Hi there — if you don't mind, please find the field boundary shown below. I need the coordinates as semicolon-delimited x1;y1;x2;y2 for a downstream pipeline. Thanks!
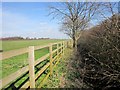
0;40;72;89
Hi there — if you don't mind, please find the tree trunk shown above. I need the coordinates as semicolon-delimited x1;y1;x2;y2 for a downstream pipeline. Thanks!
73;35;75;48
73;36;77;49
72;22;77;49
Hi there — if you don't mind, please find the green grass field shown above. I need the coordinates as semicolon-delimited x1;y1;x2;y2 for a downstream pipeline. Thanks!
2;39;64;51
1;39;65;80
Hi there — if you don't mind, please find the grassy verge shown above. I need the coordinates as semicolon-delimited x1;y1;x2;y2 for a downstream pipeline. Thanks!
42;48;73;88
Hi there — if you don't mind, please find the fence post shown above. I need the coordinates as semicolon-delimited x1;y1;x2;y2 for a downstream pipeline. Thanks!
28;46;35;88
66;41;68;48
69;40;71;48
64;41;66;48
63;41;64;55
49;44;53;76
71;40;73;48
61;42;62;54
65;41;68;48
57;43;59;56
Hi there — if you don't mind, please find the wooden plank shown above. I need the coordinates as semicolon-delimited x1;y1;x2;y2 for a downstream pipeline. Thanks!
1;47;28;60
52;47;63;63
21;43;65;88
34;45;49;50
57;43;59;56
0;53;2;61
0;41;67;89
20;81;29;88
21;62;50;88
58;45;63;52
52;54;58;62
63;41;64;55
35;62;50;80
38;72;50;88
34;41;64;50
35;53;50;65
0;66;29;89
38;51;63;88
58;46;62;50
60;42;63;55
66;41;68;48
0;53;50;89
51;41;63;46
0;80;1;90
52;49;57;54
28;46;35;88
53;55;62;69
38;50;63;88
53;51;62;67
0;41;65;60
51;42;58;45
20;44;65;88
34;42;66;88
49;44;53;76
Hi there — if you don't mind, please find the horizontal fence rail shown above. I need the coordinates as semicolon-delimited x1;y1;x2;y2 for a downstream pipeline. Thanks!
0;40;71;89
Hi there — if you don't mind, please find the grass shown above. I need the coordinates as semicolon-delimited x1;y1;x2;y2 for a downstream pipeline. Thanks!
2;39;64;51
1;39;64;79
42;48;83;88
1;47;73;89
42;48;73;88
0;39;72;89
1;48;50;79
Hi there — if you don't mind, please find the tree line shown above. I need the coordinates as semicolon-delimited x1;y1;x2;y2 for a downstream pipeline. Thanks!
1;37;50;40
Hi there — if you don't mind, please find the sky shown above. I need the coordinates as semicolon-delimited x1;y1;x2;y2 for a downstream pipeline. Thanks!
1;2;69;39
1;1;118;39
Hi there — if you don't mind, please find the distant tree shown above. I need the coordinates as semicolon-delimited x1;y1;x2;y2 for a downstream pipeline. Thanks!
34;37;36;40
26;37;30;40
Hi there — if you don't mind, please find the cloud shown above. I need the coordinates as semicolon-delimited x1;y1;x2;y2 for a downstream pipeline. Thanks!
2;11;68;39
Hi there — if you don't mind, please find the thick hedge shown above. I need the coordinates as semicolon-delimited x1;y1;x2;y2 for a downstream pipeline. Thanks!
76;14;120;89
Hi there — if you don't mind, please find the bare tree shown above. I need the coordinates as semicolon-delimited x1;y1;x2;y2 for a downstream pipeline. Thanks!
60;16;88;48
49;2;101;48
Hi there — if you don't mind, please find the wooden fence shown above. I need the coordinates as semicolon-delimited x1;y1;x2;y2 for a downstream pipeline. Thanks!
0;40;71;89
